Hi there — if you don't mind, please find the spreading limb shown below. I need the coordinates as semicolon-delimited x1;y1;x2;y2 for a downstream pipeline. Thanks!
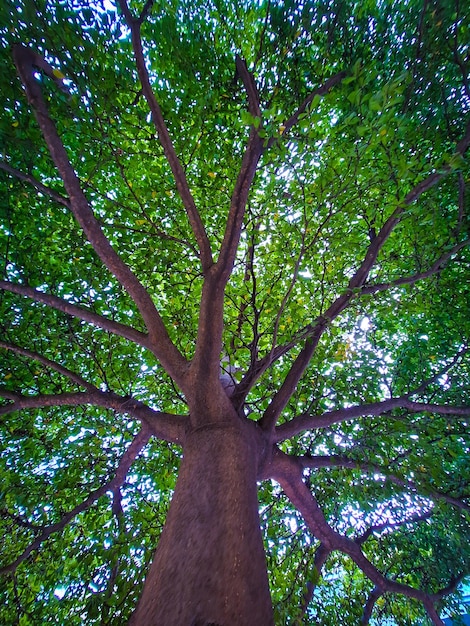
117;0;213;273
267;449;452;625
0;427;151;576
0;388;188;444
11;44;188;388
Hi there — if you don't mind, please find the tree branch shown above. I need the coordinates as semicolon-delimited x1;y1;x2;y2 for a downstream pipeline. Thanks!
0;161;69;207
275;396;470;442
191;71;264;384
221;69;345;303
260;326;470;443
360;238;470;296
211;58;263;285
195;73;346;392
297;454;470;513
355;510;434;547
267;449;449;625
0;280;149;348
235;56;262;118
0;340;96;391
0;509;42;531
347;162;464;294
361;586;382;625
84;169;200;258
138;0;155;24
11;44;187;387
267;70;347;149
237;120;470;408
397;345;468;398
0;388;187;444
0;427;151;576
433;572;467;601
259;326;326;433
215;137;264;284
295;543;330;623
117;0;213;273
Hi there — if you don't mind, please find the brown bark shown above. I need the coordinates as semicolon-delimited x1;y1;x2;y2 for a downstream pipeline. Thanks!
129;420;273;626
11;43;189;390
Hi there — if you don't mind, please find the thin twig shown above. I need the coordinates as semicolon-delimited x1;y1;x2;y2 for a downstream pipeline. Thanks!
0;340;97;391
0;162;69;207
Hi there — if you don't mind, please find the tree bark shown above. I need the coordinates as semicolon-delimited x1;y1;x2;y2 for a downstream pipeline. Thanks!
129;420;273;626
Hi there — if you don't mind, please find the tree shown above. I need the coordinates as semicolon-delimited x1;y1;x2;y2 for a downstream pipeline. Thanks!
0;0;469;623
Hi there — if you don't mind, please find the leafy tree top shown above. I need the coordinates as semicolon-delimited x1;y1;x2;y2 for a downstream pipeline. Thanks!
0;0;469;623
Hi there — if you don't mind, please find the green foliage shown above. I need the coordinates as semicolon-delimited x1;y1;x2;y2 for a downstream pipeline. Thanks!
0;0;469;623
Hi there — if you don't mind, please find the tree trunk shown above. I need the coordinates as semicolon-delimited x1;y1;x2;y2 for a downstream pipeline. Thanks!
129;420;274;626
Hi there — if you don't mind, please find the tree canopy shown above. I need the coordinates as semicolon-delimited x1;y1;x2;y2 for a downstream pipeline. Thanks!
0;0;469;624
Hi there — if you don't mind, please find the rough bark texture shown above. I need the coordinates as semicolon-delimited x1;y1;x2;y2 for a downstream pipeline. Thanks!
129;420;273;626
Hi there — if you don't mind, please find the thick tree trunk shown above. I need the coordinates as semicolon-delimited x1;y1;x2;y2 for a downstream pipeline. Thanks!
129;420;274;626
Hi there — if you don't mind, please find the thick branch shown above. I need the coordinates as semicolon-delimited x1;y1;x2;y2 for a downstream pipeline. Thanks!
296;544;330;623
275;397;470;442
0;161;69;207
0;427;151;576
423;602;446;626
11;44;187;386
193;132;263;378
0;389;188;444
235;56;262;118
259;326;325;433
361;587;382;625
216;68;344;287
117;0;213;272
212;59;263;287
267;450;449;625
216;133;264;283
0;342;188;441
196;73;346;385
433;572;467;601
260;296;470;434
0;280;149;348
